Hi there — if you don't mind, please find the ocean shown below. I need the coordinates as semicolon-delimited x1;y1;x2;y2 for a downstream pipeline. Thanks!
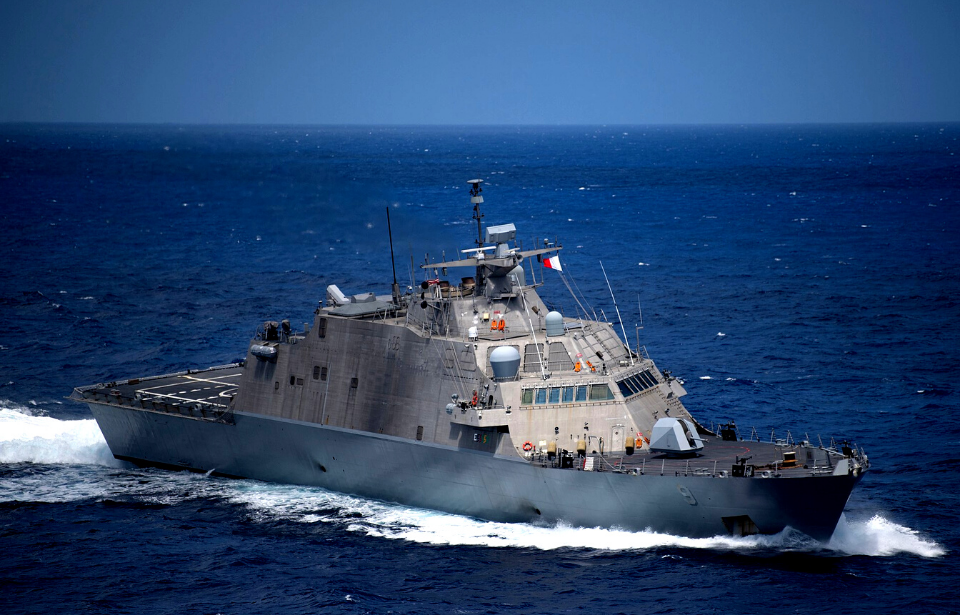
1;124;957;614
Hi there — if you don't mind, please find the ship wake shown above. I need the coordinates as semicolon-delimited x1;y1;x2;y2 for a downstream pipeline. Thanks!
0;404;945;559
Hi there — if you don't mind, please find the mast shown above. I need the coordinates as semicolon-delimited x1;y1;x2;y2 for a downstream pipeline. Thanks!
386;206;401;306
468;179;485;288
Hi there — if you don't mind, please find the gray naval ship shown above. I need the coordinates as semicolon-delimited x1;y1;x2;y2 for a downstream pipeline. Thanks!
73;180;869;540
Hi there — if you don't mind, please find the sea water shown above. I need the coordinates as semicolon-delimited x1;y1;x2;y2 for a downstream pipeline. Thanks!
0;124;957;613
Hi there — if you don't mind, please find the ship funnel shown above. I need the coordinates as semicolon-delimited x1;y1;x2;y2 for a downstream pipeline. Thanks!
489;346;521;381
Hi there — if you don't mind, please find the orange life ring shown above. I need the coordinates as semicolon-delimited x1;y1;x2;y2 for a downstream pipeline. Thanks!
497;319;505;331
471;390;478;406
522;441;534;452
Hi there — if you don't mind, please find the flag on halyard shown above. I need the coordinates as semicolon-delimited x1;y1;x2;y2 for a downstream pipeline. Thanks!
543;255;562;272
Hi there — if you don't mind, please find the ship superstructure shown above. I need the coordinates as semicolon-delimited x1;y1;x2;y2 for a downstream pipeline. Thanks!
73;180;868;540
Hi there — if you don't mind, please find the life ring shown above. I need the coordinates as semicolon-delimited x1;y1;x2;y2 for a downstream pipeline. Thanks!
471;390;478;406
522;441;534;452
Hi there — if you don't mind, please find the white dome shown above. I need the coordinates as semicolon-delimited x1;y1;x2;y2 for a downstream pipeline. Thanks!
545;311;564;336
489;346;521;381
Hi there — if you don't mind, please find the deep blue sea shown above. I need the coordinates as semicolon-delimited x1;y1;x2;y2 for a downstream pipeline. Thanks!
1;124;959;614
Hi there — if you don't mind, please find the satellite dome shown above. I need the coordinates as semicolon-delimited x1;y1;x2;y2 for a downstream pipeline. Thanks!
489;346;521;381
545;311;564;337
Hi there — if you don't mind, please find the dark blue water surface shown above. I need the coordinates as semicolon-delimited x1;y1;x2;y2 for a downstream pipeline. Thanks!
1;124;959;614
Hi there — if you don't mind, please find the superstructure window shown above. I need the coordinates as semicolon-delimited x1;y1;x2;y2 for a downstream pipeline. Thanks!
313;366;320;380
317;318;327;338
575;386;588;402
616;369;659;399
521;383;614;406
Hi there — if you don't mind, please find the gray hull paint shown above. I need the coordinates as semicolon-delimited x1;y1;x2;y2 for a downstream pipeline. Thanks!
89;401;858;540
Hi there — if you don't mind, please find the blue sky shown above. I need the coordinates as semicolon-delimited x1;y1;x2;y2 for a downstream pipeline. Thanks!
1;0;958;124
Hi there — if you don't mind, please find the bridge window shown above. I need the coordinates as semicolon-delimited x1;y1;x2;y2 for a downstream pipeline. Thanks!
562;387;574;403
575;386;588;402
535;388;547;404
548;387;561;404
521;389;533;405
616;370;660;399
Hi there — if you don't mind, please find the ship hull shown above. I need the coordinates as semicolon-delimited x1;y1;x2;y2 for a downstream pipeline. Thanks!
87;402;860;541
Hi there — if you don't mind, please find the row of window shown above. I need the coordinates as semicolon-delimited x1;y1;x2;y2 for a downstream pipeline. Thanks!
284;367;357;389
520;383;615;406
615;369;659;398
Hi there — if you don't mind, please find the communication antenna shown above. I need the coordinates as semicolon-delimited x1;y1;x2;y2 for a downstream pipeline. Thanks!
468;179;485;287
469;179;484;248
386;207;401;305
600;260;634;366
635;292;644;359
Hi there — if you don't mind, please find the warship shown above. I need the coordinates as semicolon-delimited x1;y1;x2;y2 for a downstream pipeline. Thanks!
72;180;868;540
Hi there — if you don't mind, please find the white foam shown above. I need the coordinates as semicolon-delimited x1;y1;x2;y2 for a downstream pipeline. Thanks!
225;483;944;557
0;400;118;467
827;514;945;557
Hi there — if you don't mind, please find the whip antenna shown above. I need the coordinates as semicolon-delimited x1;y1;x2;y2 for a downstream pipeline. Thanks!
600;260;634;366
386;207;401;306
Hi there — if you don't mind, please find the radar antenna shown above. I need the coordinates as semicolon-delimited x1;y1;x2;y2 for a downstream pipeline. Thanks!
469;179;484;248
468;179;485;286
